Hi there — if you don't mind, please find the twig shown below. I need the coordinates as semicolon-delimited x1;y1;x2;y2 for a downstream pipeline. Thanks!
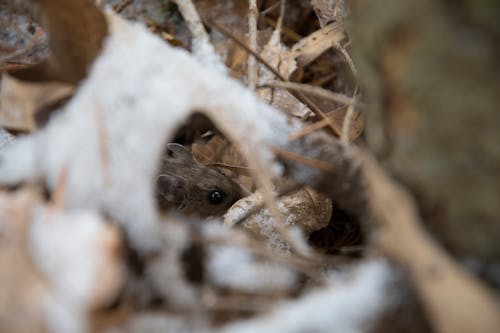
260;80;362;108
207;19;342;137
114;0;133;13
310;72;337;87
341;86;359;144
261;1;280;16
333;41;357;78
333;0;342;19
277;0;286;33
263;17;302;42
173;0;224;71
288;106;346;141
248;0;258;90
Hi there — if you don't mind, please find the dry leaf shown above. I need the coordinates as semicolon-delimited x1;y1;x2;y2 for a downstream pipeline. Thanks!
310;0;349;26
225;187;332;251
0;189;47;333
0;187;123;333
11;0;108;84
286;22;346;67
258;30;312;118
0;74;73;131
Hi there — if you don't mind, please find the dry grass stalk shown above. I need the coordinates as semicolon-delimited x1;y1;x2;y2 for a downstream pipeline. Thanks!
288;106;346;141
263;17;302;42
113;0;133;13
208;19;342;137
260;80;361;107
333;41;357;77
173;0;210;42
341;86;358;144
173;0;223;70
247;0;258;90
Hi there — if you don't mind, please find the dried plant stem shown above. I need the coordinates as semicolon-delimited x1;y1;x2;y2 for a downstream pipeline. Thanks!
277;0;286;32
261;1;280;16
173;0;223;69
173;0;210;42
341;86;358;144
248;0;258;90
263;17;302;42
207;20;342;137
333;41;357;77
333;0;342;18
288;105;345;141
114;0;133;13
261;80;362;108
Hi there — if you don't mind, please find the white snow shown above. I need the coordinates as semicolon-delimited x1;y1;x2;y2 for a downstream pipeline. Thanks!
0;128;14;150
207;244;297;292
29;207;114;333
0;12;296;252
221;260;394;333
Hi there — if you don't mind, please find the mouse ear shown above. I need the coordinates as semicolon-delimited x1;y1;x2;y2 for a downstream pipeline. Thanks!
156;173;188;211
164;143;195;164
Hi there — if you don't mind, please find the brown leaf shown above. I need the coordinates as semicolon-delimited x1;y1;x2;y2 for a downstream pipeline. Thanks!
310;0;348;26
10;0;108;84
0;74;73;131
286;22;346;67
0;189;48;333
225;186;332;250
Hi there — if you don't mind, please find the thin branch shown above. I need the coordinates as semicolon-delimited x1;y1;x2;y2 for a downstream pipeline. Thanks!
248;0;258;90
261;1;280;16
260;80;362;108
114;0;133;13
173;0;224;70
277;0;286;33
333;41;357;77
288;106;346;141
206;19;343;137
341;86;359;144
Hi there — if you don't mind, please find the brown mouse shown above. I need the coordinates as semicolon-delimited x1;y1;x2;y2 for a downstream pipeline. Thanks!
156;143;248;217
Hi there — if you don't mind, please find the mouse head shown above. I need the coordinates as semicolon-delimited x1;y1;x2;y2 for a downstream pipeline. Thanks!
156;143;248;217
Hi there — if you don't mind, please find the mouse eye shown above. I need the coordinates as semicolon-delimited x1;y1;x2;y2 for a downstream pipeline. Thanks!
208;190;226;204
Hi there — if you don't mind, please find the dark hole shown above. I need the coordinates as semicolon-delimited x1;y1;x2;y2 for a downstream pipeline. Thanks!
181;238;205;285
27;24;36;35
308;202;364;255
172;112;219;145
